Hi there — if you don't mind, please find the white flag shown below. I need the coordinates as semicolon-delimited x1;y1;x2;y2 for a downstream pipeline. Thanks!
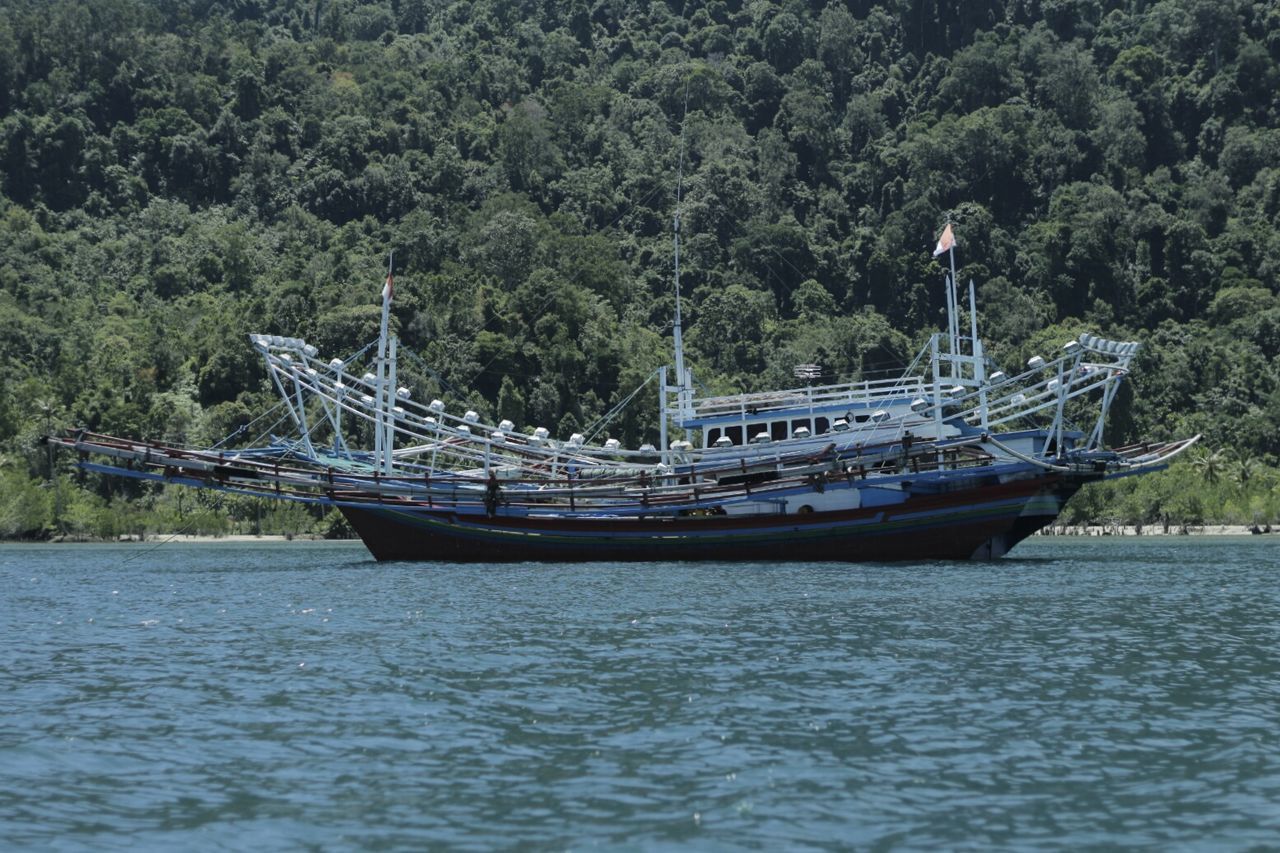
933;223;956;257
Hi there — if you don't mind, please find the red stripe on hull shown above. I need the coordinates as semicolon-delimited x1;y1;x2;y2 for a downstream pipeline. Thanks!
339;475;1079;563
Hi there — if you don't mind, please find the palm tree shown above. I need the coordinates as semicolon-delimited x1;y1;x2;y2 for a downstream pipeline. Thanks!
1233;455;1258;488
1191;447;1231;485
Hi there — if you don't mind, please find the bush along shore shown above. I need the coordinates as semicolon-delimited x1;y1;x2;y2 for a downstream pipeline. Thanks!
1038;524;1274;537
1050;451;1279;534
0;469;354;542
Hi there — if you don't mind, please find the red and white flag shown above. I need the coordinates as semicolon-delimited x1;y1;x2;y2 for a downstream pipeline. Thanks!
933;222;956;257
382;271;394;302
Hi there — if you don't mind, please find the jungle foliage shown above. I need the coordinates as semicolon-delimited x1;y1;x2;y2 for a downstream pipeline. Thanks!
1;0;1278;537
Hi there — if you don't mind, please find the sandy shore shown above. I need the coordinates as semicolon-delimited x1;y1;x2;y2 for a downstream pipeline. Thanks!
1037;524;1275;537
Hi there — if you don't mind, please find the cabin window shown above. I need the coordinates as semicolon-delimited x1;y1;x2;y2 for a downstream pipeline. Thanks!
854;414;870;423
791;418;812;434
706;428;721;446
815;417;829;434
770;421;788;441
725;425;744;445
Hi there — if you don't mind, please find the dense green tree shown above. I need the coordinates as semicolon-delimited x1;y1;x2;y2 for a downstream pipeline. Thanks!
0;0;1278;536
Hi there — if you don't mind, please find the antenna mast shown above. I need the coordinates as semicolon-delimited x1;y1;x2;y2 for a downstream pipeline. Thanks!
671;82;691;423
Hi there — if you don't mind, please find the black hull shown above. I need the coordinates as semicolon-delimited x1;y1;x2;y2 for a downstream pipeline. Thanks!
340;474;1082;563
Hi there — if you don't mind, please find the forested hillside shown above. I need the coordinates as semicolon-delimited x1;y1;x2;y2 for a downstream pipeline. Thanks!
2;0;1278;537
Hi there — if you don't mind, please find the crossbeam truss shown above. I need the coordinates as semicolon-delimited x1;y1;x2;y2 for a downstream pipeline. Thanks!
249;325;1148;484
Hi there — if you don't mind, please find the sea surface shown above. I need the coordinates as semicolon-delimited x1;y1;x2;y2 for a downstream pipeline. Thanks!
1;537;1278;850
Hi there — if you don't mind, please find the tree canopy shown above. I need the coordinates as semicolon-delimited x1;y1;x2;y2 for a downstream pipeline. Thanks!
1;0;1278;536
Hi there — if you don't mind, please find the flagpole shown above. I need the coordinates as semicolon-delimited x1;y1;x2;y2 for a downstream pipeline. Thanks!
375;251;394;472
948;227;959;368
941;219;957;373
933;220;959;378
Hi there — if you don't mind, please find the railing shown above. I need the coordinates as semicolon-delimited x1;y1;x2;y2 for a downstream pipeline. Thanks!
691;375;930;417
250;329;1143;471
53;430;1017;517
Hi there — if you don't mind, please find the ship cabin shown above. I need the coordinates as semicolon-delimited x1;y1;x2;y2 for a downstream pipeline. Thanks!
682;375;932;450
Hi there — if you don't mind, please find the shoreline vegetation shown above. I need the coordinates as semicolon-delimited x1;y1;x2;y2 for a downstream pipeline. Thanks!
31;533;336;544
2;2;1279;543
1038;524;1274;537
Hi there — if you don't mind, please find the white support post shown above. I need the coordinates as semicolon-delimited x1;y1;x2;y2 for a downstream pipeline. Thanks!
944;274;957;372
930;334;943;440
1089;374;1121;451
969;279;988;429
1050;360;1065;459
375;253;394;472
290;370;317;459
385;335;397;475
954;276;962;366
659;365;670;467
1049;349;1086;457
267;362;311;451
332;368;348;459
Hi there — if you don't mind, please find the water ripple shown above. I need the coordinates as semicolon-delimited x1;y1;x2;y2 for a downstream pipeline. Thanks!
2;538;1279;848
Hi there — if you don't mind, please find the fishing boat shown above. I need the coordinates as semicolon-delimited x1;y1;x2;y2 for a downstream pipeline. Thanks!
48;222;1196;562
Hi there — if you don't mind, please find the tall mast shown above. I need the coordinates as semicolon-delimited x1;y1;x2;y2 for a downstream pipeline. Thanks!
670;84;690;423
946;223;959;371
375;251;394;473
934;220;960;377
